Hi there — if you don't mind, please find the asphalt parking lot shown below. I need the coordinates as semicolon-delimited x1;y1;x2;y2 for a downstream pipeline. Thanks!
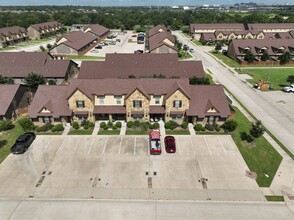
86;31;145;57
0;135;264;201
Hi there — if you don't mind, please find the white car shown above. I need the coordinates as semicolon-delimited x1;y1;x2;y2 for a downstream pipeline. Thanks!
282;85;294;93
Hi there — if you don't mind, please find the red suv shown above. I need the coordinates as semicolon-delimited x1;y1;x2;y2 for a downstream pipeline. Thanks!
164;136;176;153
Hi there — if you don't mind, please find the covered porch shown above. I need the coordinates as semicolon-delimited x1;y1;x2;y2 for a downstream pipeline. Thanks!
94;106;126;121
149;106;165;122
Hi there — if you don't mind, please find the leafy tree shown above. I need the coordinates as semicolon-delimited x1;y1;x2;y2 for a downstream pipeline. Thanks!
24;72;46;88
180;26;189;34
244;51;255;63
0;75;14;84
250;120;264;138
260;52;270;61
286;75;294;84
222;119;238;132
279;52;292;65
40;45;46;51
46;43;52;50
0;120;14;132
214;42;222;52
18;117;34;131
189;76;210;85
48;79;57;85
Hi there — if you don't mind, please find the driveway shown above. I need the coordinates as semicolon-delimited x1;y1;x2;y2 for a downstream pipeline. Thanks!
173;31;294;154
0;135;263;201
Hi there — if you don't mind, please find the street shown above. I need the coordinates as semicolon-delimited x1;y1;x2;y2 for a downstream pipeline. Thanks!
173;31;294;154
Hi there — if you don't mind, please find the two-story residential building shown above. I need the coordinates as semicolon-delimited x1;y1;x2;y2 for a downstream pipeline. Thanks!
0;52;79;84
27;21;61;40
83;24;110;40
50;31;98;58
0;26;29;48
78;53;205;79
28;78;231;125
0;85;34;120
227;39;294;63
247;23;294;33
146;25;177;53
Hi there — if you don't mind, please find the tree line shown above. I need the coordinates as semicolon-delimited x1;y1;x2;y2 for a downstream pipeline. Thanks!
0;6;294;30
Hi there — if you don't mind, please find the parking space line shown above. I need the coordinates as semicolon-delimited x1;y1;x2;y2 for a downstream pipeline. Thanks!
42;137;53;152
134;137;136;155
102;137;108;154
189;137;196;155
118;136;123;155
87;137;95;154
56;137;67;154
203;136;212;156
176;137;182;155
217;136;227;155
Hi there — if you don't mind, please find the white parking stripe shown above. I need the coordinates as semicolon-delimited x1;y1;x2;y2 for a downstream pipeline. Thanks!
87;137;95;154
203;136;212;156
217;136;227;155
134;137;136;155
118;136;123;155
189;136;196;155
176;137;182;155
56;137;67;154
102;137;108;154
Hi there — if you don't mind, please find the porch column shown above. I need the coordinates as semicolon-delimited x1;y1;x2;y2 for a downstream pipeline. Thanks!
109;114;113;122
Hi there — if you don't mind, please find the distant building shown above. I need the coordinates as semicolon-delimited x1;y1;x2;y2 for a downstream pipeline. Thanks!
0;26;29;48
83;24;110;40
27;21;62;40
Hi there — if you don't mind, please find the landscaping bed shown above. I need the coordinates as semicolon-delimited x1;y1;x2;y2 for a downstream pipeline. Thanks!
126;121;158;135
165;121;190;135
68;121;94;135
68;130;93;135
98;121;121;135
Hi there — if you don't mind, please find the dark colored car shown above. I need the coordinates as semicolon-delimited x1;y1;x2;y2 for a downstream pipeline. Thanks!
11;132;36;154
164;136;176;153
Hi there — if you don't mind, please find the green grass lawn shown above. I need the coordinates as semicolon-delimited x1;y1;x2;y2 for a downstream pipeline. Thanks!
265;195;285;202
178;50;192;60
68;130;93;135
126;130;149;135
0;37;55;51
98;130;120;135
205;72;215;84
191;39;203;46
166;130;190;135
36;132;62;135
231;106;282;187
0;123;24;163
65;55;105;60
210;51;240;67
238;68;294;90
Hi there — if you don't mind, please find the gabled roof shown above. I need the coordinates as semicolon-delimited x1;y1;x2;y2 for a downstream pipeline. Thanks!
0;84;20;116
78;53;205;79
148;24;168;37
190;23;245;33
247;23;294;31
84;24;110;37
148;32;177;52
29;21;61;31
164;81;191;100
186;85;231;118
53;31;97;51
0;26;27;37
0;52;73;78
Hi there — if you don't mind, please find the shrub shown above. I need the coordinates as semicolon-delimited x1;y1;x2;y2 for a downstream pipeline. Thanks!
0;120;14;131
205;123;214;131
134;120;141;127
115;121;122;128
127;121;134;128
165;121;172;129
100;122;106;128
181;122;188;129
52;124;64;132
107;121;113;127
81;120;89;127
201;126;206;131
103;125;109;130
40;122;54;132
240;131;249;141
250;120;264;138
88;122;95;128
112;125;117;130
149;123;154;129
72;121;79;130
246;135;254;143
83;125;89;130
222;120;238;132
141;122;149;131
18;117;34;131
194;123;203;131
215;127;221;132
169;121;178;130
35;126;41;132
153;122;159;129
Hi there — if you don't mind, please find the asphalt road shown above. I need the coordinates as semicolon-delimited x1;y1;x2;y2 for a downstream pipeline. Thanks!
173;31;294;154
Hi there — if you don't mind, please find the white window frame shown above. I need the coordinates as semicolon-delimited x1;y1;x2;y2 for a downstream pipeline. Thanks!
98;96;105;104
115;96;122;105
154;96;161;104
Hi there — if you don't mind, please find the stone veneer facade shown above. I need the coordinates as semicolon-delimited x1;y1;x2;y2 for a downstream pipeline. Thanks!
126;89;150;121
165;90;189;123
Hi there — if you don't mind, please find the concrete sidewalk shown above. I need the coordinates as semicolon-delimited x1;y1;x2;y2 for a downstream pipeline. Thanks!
92;121;100;136
120;121;126;135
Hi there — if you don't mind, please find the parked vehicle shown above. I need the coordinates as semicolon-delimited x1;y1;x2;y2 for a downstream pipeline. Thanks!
282;85;294;93
109;41;116;45
164;136;176;153
95;45;102;49
11;132;36;154
91;49;99;53
134;49;144;54
149;129;161;155
189;48;194;53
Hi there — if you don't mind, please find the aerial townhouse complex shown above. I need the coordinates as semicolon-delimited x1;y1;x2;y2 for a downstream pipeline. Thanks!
0;26;29;48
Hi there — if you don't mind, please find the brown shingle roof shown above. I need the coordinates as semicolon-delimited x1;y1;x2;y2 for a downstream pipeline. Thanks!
190;23;245;33
0;52;72;78
29;21;61;31
148;24;168;37
247;23;294;31
0;84;20;116
186;85;231;118
84;24;110;37
94;106;126;114
148;32;177;52
78;53;205;79
0;26;27;36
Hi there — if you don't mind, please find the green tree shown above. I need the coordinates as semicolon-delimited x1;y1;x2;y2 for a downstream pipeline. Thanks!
260;52;270;61
40;45;46;51
214;42;222;52
286;75;294;85
222;120;238;132
24;72;46;88
279;52;292;65
244;51;255;63
189;76;210;85
0;75;14;84
250;120;264;138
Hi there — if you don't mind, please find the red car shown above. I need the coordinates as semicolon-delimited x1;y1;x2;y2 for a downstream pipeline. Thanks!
164;136;176;153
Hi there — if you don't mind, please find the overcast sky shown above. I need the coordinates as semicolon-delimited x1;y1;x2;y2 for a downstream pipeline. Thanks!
0;0;291;6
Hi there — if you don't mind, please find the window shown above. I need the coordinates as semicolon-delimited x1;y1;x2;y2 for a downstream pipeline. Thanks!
43;117;50;123
98;96;105;104
133;100;142;108
173;100;182;108
208;116;214;124
115;96;122;104
171;114;182;120
133;114;143;120
154;96;161;104
76;100;85;108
